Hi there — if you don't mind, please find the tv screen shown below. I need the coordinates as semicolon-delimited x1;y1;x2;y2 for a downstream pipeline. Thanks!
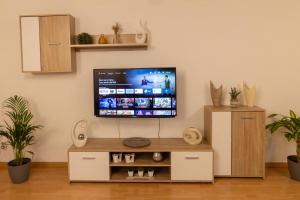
94;67;177;118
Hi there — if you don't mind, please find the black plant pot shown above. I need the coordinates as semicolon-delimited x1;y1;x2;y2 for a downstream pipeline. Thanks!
287;155;300;181
7;158;31;184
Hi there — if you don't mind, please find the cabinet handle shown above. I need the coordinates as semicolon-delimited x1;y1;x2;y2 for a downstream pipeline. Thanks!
48;42;61;46
82;157;96;160
185;155;199;159
241;117;256;120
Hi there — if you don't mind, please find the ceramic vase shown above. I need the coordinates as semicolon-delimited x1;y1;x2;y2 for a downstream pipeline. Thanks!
210;81;223;107
135;20;147;44
243;83;256;107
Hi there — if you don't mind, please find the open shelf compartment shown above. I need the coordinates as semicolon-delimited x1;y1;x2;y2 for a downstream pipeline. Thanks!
109;152;170;167
110;167;170;182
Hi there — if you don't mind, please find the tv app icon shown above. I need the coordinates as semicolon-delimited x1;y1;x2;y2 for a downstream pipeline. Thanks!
126;89;134;94
143;89;152;95
117;89;125;94
134;89;143;94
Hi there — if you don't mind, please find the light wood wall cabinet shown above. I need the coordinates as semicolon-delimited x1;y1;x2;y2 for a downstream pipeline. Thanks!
204;105;265;178
20;15;75;73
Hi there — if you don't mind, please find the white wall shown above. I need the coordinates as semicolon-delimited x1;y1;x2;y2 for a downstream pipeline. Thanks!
0;0;299;162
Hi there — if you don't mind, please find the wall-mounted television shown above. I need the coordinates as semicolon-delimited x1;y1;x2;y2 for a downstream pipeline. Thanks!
93;67;177;118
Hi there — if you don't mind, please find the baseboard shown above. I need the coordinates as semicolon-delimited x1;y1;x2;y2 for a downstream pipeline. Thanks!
266;162;287;168
0;162;67;168
1;162;287;169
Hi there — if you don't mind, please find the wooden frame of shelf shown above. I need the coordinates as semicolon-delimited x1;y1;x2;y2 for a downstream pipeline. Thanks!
70;33;148;49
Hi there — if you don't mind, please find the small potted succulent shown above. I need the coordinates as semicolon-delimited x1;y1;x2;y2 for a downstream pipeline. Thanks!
266;110;300;181
127;168;134;177
148;168;154;177
0;95;42;183
229;87;241;107
77;32;93;44
138;168;144;177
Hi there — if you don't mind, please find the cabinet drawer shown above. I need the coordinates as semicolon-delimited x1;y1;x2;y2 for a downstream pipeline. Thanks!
69;152;109;181
171;152;213;181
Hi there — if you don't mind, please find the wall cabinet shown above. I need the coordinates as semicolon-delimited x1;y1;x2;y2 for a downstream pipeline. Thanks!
20;15;75;73
204;106;265;178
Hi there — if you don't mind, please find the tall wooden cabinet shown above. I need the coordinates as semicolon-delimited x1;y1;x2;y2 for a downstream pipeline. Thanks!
20;14;75;73
204;105;265;178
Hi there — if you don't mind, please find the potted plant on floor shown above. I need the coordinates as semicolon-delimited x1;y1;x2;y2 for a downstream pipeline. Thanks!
266;110;300;181
0;95;42;183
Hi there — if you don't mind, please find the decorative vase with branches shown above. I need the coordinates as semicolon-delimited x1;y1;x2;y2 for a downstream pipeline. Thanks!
112;22;120;44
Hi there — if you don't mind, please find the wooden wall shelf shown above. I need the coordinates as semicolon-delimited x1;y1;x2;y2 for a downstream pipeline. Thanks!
71;34;148;50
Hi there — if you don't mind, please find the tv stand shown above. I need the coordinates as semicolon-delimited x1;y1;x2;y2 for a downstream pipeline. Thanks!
68;138;213;183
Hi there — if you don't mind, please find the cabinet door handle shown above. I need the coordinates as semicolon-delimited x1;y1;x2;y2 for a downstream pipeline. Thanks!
82;157;96;160
241;117;256;120
185;155;199;159
48;42;61;46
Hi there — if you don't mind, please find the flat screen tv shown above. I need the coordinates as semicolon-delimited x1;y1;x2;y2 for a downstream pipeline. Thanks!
94;67;177;118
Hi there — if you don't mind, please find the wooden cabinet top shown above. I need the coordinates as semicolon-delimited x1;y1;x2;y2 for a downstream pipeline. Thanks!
69;138;212;152
204;105;265;112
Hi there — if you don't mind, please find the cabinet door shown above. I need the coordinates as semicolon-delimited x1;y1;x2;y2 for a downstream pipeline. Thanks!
69;152;109;181
211;112;231;176
171;152;213;181
20;17;41;72
232;112;265;177
39;16;72;72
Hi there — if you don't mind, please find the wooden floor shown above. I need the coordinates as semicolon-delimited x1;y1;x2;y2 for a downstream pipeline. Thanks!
0;166;299;200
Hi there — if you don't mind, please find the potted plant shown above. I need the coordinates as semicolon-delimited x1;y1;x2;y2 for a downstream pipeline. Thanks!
266;110;300;181
229;87;241;107
77;32;93;44
0;95;42;184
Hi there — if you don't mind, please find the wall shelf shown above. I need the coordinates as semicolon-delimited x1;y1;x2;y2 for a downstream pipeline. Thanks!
71;33;148;50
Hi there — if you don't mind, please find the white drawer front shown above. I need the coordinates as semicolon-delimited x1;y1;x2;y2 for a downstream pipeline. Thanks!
69;152;109;181
171;152;213;181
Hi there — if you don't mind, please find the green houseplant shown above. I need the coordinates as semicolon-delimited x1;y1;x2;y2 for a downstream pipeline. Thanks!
0;95;42;183
266;110;300;181
229;87;241;107
77;32;93;44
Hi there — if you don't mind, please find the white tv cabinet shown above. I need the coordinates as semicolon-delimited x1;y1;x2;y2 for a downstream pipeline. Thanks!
68;138;213;183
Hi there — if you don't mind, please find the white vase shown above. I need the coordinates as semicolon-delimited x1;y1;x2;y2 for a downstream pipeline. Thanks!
135;20;147;44
243;83;256;107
